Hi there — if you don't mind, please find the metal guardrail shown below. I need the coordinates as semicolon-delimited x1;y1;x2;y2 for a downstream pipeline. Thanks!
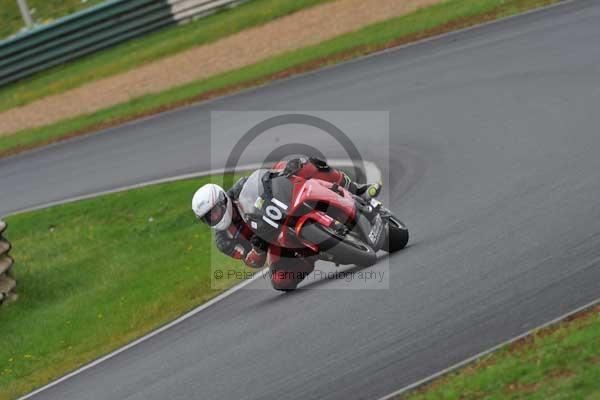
0;219;16;305
0;0;245;87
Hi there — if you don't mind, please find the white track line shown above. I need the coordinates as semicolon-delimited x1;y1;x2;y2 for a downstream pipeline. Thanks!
10;160;380;216
10;163;262;216
378;297;600;400
18;267;269;400
16;160;381;399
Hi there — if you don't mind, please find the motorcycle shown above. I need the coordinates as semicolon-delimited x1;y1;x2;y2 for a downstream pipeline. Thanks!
237;169;409;290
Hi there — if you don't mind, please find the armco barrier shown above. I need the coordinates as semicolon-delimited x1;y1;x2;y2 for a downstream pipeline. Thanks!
0;0;246;86
0;219;16;305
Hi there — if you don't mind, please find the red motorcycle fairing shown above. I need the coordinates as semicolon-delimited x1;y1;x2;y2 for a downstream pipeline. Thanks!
294;211;334;252
286;177;358;251
237;170;359;259
290;177;357;220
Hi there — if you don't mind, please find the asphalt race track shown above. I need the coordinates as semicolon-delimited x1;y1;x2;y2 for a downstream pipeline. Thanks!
2;1;600;399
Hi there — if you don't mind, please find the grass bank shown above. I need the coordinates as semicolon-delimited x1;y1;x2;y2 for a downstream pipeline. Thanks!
402;304;600;399
0;0;561;158
0;0;105;40
0;0;332;113
0;175;248;400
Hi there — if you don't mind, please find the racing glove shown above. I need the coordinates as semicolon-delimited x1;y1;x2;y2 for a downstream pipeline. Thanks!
244;248;266;269
244;235;268;268
215;230;246;260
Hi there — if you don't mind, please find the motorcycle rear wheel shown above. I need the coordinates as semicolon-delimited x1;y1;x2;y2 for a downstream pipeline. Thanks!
300;222;377;267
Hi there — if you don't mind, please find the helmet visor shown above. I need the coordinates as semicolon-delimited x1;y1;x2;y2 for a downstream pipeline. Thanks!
199;192;228;227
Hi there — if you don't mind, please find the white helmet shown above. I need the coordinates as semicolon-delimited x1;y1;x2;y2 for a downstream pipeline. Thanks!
191;184;233;231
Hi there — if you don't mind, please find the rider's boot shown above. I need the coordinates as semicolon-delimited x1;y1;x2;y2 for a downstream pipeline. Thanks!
349;181;383;222
352;181;382;200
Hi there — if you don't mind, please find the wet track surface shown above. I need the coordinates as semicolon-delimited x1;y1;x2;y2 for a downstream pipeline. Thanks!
2;1;600;398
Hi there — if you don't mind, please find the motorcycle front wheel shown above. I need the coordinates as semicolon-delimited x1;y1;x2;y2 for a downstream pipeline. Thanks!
300;221;377;267
383;216;409;253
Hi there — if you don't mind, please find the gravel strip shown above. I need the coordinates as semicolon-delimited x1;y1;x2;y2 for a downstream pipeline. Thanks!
0;0;441;136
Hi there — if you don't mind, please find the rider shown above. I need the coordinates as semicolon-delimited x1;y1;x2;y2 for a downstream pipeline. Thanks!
192;157;381;290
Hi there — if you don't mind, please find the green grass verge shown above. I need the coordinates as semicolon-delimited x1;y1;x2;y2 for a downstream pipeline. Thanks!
0;0;105;40
0;0;561;157
403;305;600;400
0;175;248;400
0;0;333;112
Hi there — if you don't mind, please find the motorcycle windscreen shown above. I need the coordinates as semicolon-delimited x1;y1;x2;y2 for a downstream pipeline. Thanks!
238;170;294;242
238;169;269;219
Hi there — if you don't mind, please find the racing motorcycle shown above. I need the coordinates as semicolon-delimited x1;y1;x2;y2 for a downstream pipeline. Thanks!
237;169;409;278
